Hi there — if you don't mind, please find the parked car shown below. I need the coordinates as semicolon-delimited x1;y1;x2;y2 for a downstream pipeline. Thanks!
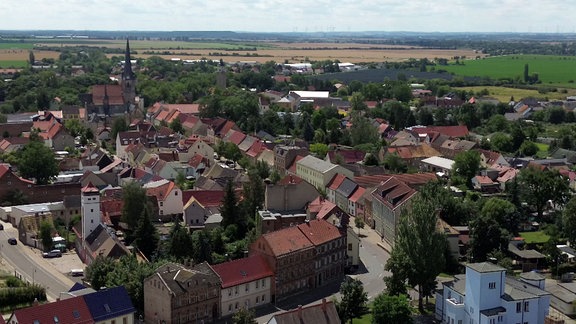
42;249;62;258
7;238;17;245
0;224;4;230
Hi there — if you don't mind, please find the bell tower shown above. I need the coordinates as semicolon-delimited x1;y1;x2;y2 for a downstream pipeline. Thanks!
81;182;101;242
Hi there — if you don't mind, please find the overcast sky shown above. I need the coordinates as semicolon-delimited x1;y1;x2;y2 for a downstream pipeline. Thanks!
1;0;575;33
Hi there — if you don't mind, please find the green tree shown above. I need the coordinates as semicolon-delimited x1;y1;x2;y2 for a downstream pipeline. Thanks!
17;140;59;184
220;181;240;230
232;308;257;324
40;220;53;252
563;197;576;245
519;141;539;157
310;143;329;157
387;195;446;312
518;167;571;217
169;117;184;134
490;132;513;153
121;182;149;230
451;150;480;188
355;217;365;236
383;153;408;174
168;220;193;260
469;199;513;262
216;142;242;162
336;277;369;324
191;230;213;263
350;92;367;111
64;119;85;137
29;51;35;65
363;153;379;166
371;293;413;324
85;255;116;290
110;117;128;141
133;206;159;260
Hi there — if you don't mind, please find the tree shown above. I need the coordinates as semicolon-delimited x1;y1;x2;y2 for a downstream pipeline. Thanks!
168;220;193;260
220;181;240;230
563;197;576;245
232;308;257;324
17;140;59;184
518;167;571;217
310;143;329;157
355;217;365;236
85;255;116;290
363;153;379;166
468;199;513;262
386;195;446;312
216;142;242;162
519;141;539;157
336;277;369;324
191;230;213;263
451;150;480;188
121;182;149;230
29;51;36;65
40;220;53;252
350;113;378;147
169;117;184;134
133;206;159;260
371;293;413;324
383;153;407;173
110;117;128;141
350;92;367;111
490;132;513;153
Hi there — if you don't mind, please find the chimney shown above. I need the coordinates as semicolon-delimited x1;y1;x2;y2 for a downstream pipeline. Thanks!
297;305;303;319
33;298;39;307
321;298;327;312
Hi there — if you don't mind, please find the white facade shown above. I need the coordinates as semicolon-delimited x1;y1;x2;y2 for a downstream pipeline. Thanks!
436;262;550;324
221;277;272;317
81;185;101;240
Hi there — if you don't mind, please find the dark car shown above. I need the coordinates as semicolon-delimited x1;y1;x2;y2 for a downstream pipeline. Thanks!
0;224;3;230
7;238;17;245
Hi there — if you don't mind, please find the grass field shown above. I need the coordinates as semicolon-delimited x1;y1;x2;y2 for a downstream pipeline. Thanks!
455;86;576;102
0;42;34;50
0;60;27;68
535;142;550;158
443;55;576;87
519;231;550;244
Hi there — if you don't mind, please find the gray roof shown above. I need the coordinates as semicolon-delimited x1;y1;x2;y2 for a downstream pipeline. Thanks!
154;262;220;295
506;277;549;298
336;178;358;198
444;274;466;295
480;306;506;317
520;271;545;281
467;262;505;273
508;243;545;259
297;155;337;173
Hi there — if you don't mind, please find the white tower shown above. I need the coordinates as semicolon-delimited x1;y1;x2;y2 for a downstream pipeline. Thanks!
81;182;101;242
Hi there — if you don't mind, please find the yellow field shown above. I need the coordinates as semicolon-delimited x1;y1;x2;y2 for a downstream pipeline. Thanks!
0;49;59;61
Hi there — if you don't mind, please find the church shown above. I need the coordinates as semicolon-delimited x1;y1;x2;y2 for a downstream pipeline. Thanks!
80;39;139;118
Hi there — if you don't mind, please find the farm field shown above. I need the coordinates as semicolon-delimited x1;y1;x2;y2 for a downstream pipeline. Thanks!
455;86;576;102
442;55;576;87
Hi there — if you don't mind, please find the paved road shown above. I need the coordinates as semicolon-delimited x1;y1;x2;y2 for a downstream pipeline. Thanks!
0;221;75;301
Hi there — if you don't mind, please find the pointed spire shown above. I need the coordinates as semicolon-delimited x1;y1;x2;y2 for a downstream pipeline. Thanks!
123;38;134;80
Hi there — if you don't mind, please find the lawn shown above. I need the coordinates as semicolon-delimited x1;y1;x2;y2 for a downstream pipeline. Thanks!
520;231;550;244
0;60;27;68
443;55;576;87
0;41;35;50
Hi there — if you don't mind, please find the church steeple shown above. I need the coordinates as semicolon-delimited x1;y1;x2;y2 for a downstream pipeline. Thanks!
122;39;135;80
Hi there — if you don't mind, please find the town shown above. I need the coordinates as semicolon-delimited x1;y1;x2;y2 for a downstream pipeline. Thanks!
2;28;576;324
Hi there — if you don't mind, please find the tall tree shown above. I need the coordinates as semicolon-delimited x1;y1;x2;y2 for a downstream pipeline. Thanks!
40;220;53;252
168;220;193;260
84;255;116;291
121;181;149;230
220;181;240;230
350;112;378;147
451;150;480;188
468;198;514;262
111;117;128;141
371;293;413;324
518;167;571;217
386;195;446;312
336;277;369;324
133;206;159;260
17;140;59;185
563;197;576;245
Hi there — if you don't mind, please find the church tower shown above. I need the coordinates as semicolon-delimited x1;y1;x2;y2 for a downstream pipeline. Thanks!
81;182;101;242
121;39;137;110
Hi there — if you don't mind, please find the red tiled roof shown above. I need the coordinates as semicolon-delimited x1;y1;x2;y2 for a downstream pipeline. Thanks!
349;187;366;203
246;140;265;158
12;296;93;324
327;150;365;164
261;226;313;256
185;190;225;207
225;130;247;145
91;84;124;105
354;173;437;188
0;164;9;179
145;180;176;202
211;254;274;288
189;154;208;168
297;219;342;246
371;177;416;210
410;125;469;138
327;174;346;190
287;155;304;174
81;182;99;194
474;175;496;185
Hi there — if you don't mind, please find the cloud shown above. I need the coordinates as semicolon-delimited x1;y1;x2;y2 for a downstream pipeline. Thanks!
1;0;575;33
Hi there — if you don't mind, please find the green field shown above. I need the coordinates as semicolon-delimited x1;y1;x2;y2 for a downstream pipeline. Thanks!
442;55;576;87
456;85;576;102
0;60;27;68
30;39;270;50
0;42;34;50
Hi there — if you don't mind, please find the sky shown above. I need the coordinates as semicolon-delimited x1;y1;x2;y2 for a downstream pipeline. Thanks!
1;0;575;34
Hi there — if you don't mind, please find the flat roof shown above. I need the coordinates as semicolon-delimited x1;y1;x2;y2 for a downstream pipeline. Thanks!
421;156;455;170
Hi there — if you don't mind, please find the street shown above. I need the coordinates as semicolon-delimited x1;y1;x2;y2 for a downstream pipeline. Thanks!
0;221;75;301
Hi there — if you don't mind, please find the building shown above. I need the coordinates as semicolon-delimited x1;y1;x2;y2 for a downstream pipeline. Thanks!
143;179;182;221
81;182;100;245
274;145;309;175
183;190;225;228
295;155;354;189
264;175;319;212
144;262;221;324
435;262;550;324
211;255;274;318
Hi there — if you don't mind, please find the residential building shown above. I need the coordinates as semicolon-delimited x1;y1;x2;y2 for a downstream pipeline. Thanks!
211;255;274;317
264;175;319;212
370;177;416;246
17;213;55;250
266;299;340;324
256;210;308;235
435;262;550;324
144;262;221;324
274;145;308;175
82;286;136;323
143;179;182;221
295;155;354;189
183;190;225;228
420;156;455;176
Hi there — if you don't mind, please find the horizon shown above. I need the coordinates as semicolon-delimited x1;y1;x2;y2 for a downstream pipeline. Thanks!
1;0;575;34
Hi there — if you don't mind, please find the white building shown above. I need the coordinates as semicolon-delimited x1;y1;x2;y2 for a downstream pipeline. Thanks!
295;155;354;189
436;262;550;324
81;182;101;243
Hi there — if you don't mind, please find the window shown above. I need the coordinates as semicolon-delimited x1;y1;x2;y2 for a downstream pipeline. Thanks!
516;302;521;313
348;243;352;251
246;283;249;292
498;315;503;322
524;301;529;312
488;282;496;289
90;209;94;213
160;201;164;206
256;296;260;303
228;304;232;311
175;191;178;196
256;280;259;289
